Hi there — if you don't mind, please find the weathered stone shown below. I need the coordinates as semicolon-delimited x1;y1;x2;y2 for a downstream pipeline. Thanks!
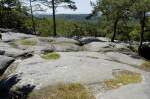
0;55;14;75
105;52;143;66
83;42;115;52
1;32;34;42
0;42;27;58
79;37;101;44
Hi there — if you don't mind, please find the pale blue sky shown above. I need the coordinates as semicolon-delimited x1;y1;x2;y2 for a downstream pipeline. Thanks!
34;0;97;14
55;0;96;14
23;0;96;14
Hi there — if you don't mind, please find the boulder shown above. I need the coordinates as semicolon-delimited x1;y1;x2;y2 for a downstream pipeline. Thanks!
79;37;101;45
96;37;111;42
26;45;54;54
0;28;12;33
83;42;131;52
39;37;81;52
1;32;34;42
83;42;115;52
0;42;27;58
0;55;14;75
39;37;80;45
113;43;130;51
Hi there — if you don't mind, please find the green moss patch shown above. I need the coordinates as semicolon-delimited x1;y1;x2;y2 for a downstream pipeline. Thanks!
102;70;142;90
28;83;95;99
140;61;150;72
41;52;60;60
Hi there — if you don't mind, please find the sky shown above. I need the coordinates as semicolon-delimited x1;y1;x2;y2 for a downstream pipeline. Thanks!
31;0;97;14
55;0;96;14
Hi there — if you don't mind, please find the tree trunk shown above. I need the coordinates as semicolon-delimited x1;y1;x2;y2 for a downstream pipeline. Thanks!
139;11;146;48
29;0;36;35
52;0;57;37
111;18;119;42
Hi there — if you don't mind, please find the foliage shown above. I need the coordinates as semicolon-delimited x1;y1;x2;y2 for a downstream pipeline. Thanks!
93;0;133;42
23;17;101;37
0;0;28;28
0;0;150;42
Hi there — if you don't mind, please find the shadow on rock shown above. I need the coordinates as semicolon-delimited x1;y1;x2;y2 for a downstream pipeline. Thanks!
10;84;35;99
139;46;150;60
0;74;35;99
0;74;20;99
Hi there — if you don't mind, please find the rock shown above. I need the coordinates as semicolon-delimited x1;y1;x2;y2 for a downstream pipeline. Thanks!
83;42;131;52
39;37;81;52
25;45;54;54
10;52;143;89
83;42;115;52
79;37;101;45
72;36;81;41
0;42;27;58
143;42;150;47
105;52;144;66
0;50;5;55
97;37;111;42
51;43;80;52
0;28;12;33
54;37;80;44
1;32;34;42
39;37;80;45
96;73;150;99
0;55;14;75
113;43;130;51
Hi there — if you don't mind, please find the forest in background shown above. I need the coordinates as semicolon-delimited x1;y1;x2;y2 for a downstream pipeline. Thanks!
0;0;150;42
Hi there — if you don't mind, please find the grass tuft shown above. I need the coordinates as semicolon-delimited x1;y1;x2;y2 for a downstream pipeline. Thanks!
41;52;60;60
102;70;142;90
140;61;150;72
28;83;95;99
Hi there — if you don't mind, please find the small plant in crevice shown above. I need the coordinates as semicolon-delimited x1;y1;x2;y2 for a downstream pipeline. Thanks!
102;70;142;90
41;52;60;60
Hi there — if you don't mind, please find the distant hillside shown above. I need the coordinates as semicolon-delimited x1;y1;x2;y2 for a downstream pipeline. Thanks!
35;14;98;22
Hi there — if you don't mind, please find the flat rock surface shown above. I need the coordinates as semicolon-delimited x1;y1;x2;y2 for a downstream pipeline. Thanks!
12;52;144;89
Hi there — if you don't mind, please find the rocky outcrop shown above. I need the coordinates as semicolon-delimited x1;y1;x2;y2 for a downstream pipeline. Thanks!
0;42;28;58
0;30;149;99
83;42;130;52
0;55;14;75
1;32;34;42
